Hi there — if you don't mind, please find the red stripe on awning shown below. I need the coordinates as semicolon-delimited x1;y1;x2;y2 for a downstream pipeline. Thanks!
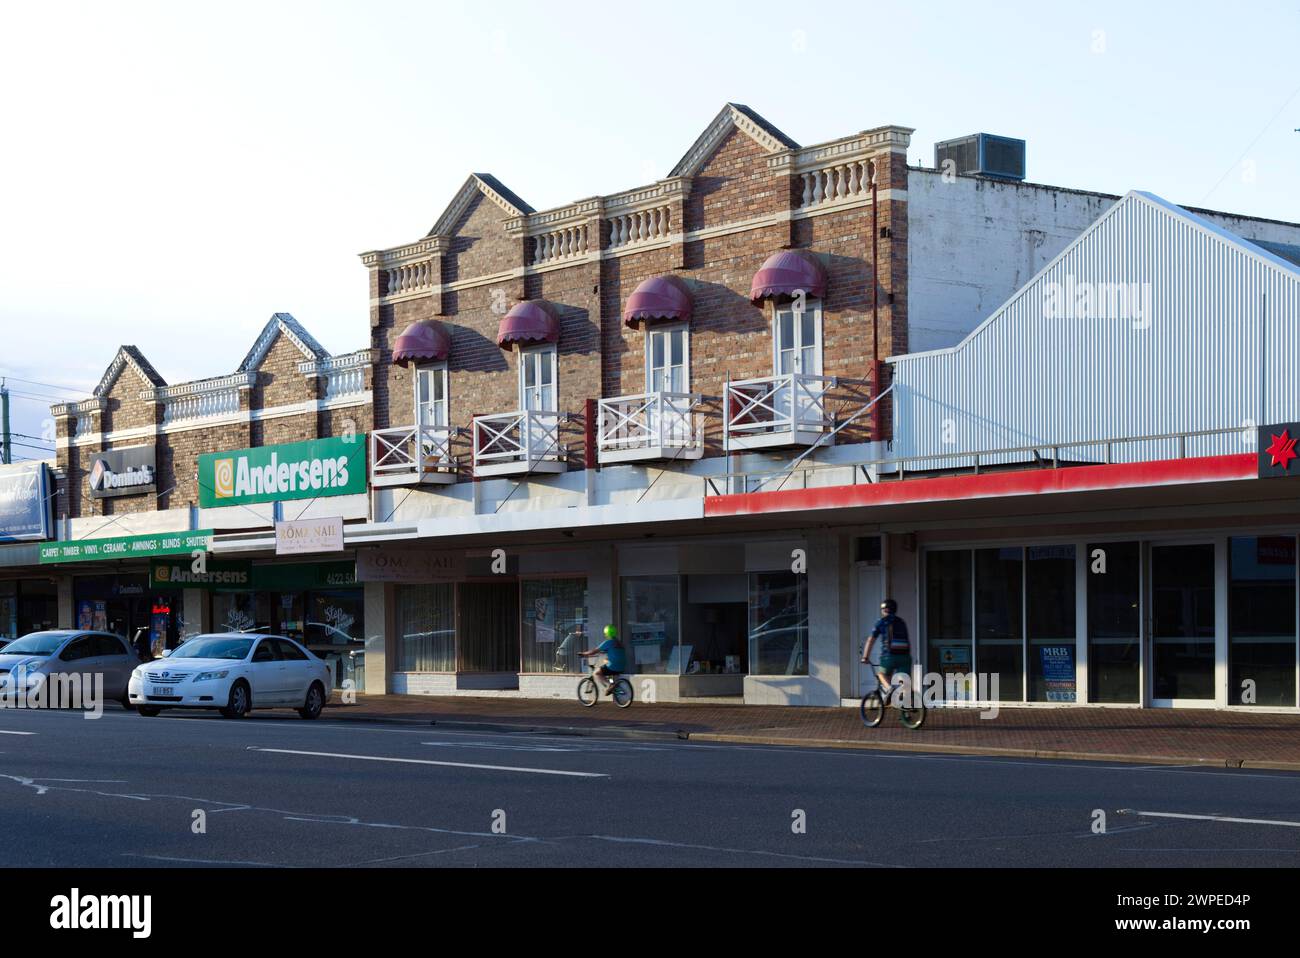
705;454;1257;517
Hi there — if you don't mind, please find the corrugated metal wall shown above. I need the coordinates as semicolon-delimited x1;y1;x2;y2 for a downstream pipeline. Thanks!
891;191;1300;466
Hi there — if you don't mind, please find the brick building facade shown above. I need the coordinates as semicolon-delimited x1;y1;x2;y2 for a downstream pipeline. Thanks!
364;104;910;477
52;314;374;519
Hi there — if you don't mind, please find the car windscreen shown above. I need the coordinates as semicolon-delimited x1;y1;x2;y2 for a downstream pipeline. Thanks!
0;632;68;656
170;637;255;661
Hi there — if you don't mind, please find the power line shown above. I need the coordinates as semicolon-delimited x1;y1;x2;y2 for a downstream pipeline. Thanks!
0;373;89;396
5;390;73;404
1200;78;1300;203
8;441;55;453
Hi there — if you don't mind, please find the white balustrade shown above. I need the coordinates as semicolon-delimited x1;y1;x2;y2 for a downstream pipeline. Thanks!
532;224;590;265
606;205;671;250
799;159;873;209
324;366;365;400
371;425;453;481
473;409;566;474
597;392;702;461
161;388;241;426
726;373;836;439
385;259;436;298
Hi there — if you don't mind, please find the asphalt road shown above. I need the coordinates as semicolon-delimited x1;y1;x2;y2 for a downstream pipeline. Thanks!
1;703;1298;868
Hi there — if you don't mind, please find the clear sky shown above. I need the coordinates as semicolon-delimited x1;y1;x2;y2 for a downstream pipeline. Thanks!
1;0;1298;457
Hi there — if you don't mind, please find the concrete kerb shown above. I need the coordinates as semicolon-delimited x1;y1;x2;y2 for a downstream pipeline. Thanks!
319;709;1300;770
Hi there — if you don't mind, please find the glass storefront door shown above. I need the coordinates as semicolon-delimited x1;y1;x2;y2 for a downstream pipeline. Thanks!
1150;543;1216;704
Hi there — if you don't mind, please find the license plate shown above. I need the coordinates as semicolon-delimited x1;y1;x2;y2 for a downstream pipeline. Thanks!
152;686;174;696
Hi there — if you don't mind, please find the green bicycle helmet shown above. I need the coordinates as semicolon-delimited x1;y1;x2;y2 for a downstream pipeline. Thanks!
603;624;618;640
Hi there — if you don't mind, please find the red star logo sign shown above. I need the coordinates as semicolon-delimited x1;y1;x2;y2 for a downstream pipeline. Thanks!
1266;430;1299;471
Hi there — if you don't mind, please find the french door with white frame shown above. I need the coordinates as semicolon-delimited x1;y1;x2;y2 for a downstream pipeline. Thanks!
646;324;688;442
519;346;557;457
773;303;823;427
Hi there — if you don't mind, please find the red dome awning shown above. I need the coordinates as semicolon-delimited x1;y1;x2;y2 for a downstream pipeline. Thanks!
497;301;559;348
391;319;451;366
623;275;693;328
749;249;827;306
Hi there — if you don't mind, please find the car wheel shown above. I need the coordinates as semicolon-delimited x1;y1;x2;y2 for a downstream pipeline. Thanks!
298;681;325;720
220;681;251;719
136;706;161;717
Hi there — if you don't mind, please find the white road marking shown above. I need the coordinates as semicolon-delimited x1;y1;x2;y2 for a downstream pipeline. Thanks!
589;834;899;867
248;747;608;778
124;853;286;867
421;740;577;753
0;731;36;736
1120;809;1300;829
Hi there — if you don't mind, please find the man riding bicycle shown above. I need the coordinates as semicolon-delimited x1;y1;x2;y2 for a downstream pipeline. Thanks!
862;599;912;700
578;624;627;693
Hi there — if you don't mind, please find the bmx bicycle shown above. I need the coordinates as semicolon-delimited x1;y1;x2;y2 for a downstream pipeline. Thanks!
859;651;926;730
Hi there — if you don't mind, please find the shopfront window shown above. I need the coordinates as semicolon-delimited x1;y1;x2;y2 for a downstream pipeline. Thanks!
622;576;682;674
975;548;1023;701
747;571;808;676
521;578;588;674
213;592;273;634
16;579;57;636
1027;545;1078;702
1229;536;1297;708
396;583;455;672
1087;541;1141;703
925;550;973;696
307;590;366;691
0;582;16;639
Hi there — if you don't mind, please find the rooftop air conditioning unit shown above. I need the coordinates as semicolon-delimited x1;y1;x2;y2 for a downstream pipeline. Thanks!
934;133;1026;181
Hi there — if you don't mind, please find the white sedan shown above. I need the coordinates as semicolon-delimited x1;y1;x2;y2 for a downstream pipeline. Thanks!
128;633;331;720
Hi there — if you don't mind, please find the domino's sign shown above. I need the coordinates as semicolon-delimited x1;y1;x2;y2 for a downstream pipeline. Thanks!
88;445;157;499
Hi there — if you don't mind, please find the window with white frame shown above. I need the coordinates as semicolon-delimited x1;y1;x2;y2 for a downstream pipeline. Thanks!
519;346;556;411
773;302;822;377
646;324;689;393
413;364;448;429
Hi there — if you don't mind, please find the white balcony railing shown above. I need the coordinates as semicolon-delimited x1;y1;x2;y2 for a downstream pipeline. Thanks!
473;410;568;476
725;373;836;448
597;391;703;462
370;425;454;485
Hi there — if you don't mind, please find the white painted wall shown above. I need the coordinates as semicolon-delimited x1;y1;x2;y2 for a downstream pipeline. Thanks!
907;170;1117;353
906;168;1300;354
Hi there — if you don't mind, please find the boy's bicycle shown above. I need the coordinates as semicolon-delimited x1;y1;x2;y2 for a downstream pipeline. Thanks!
860;652;926;730
577;667;633;708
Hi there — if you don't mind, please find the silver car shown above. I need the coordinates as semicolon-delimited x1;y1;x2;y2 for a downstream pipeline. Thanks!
0;630;141;707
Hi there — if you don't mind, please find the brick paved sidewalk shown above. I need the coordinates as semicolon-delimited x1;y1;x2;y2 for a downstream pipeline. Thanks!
324;692;1300;769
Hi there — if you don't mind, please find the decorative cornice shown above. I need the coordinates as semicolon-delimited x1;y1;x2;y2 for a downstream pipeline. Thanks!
51;397;106;419
360;236;451;269
142;372;258;401
784;126;914;173
298;349;376;376
507;198;602;236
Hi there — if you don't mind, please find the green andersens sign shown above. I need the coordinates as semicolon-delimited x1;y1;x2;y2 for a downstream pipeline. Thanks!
39;530;214;564
197;437;367;508
150;558;253;591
